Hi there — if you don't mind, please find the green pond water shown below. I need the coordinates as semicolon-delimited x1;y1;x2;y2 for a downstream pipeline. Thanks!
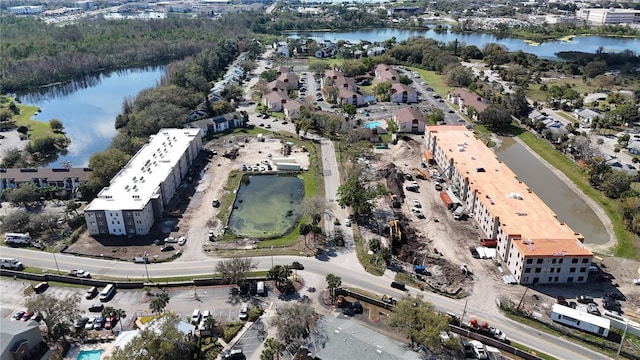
227;174;305;237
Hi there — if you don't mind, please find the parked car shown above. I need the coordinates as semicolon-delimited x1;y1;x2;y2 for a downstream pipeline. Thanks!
352;301;363;314
85;317;97;330
12;311;25;320
104;316;117;330
178;237;187;246
633;278;640;285
85;286;99;299
93;316;104;330
74;317;89;329
469;246;480;259
344;218;351;227
132;257;149;264
160;245;175;252
605;292;626;301
587;303;601;316
289;261;304;270
412;199;421;208
577;295;594;304
68;269;91;278
239;306;248;321
33;282;49;294
89;303;104;312
21;311;34;321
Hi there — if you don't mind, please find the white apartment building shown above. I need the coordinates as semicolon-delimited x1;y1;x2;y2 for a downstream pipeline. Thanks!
425;125;592;285
578;8;640;24
84;128;202;236
8;6;44;14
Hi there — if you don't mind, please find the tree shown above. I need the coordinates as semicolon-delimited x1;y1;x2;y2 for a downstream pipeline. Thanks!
374;81;392;102
340;103;356;119
399;75;413;85
260;69;277;82
202;317;217;339
0;210;31;233
477;105;512;130
336;172;379;218
300;196;332;225
261;337;285;360
215;257;257;285
618;133;631;147
325;274;341;304
444;65;473;87
65;200;81;217
385;298;449;350
83;148;131;199
149;291;170;314
602;171;633;199
221;84;244;101
270;303;320;353
267;265;292;293
583;61;607;78
109;314;196;360
25;292;80;339
0;108;13;122
4;183;41;208
49;118;64;132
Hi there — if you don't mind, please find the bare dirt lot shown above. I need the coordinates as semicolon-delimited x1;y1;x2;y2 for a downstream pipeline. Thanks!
67;132;311;262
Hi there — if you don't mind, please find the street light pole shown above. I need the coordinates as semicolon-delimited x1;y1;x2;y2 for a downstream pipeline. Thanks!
143;252;150;282
616;319;629;359
52;252;60;275
460;298;468;327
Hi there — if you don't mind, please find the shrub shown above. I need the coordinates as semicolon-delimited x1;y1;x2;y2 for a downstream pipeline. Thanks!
247;307;264;322
222;322;244;343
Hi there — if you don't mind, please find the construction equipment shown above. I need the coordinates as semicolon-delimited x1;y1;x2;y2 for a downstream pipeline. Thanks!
437;165;453;182
389;219;402;241
382;295;397;305
413;167;428;180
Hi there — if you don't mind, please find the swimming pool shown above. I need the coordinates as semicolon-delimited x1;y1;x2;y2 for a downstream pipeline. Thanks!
364;121;385;129
76;350;103;360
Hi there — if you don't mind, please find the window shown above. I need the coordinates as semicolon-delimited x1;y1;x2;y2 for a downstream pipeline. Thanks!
536;259;543;264
578;276;584;282
550;268;555;273
526;259;533;264
559;259;563;264
552;259;556;264
554;277;559;282
570;268;576;273
535;268;541;273
524;268;531;273
548;277;553;282
582;258;589;263
579;267;586;273
568;277;573;283
572;259;578;264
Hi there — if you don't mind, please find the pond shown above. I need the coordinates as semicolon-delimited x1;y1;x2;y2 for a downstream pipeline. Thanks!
227;174;305;238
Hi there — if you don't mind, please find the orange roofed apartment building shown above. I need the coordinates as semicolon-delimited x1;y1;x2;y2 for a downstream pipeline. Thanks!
425;125;592;285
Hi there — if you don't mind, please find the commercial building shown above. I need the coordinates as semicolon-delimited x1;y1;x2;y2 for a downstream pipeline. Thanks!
7;6;44;14
577;8;640;25
84;128;202;236
425;125;592;285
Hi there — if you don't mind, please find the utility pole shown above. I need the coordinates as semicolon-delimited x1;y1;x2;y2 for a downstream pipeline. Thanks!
52;252;61;275
517;287;529;312
460;298;468;327
143;251;150;282
616;319;629;359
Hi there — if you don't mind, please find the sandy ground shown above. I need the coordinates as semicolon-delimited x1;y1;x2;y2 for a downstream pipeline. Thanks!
0;129;27;158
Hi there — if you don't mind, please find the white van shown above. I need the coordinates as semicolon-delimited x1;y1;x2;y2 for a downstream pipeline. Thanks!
256;281;265;296
99;284;116;302
191;309;201;323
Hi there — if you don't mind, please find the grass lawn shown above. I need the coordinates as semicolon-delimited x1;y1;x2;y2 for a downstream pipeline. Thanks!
308;57;343;68
517;132;639;259
406;67;453;96
526;77;604;103
2;97;66;144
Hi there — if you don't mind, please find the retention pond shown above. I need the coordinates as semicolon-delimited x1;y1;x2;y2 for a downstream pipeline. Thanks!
227;174;305;238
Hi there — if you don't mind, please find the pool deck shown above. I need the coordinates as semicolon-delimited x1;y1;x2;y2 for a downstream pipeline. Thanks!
64;342;114;360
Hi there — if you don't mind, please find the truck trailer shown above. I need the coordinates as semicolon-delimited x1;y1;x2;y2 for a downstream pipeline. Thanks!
276;163;301;171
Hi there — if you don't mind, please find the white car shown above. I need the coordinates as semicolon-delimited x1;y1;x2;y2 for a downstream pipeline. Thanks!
412;200;421;208
344;219;351;227
178;237;186;246
85;317;97;330
633;278;640;285
239;306;248;321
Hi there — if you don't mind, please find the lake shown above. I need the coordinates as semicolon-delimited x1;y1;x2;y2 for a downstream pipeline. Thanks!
17;67;166;167
289;28;640;59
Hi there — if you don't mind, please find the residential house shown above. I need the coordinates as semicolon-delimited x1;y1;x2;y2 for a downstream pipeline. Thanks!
275;66;291;76
266;80;288;93
185;112;245;137
573;108;603;125
276;72;299;90
334;76;358;92
447;89;489;121
375;64;399;83
338;88;365;106
366;46;386;57
283;100;304;120
0;167;93;197
315;43;338;58
390;83;417;104
263;91;289;112
393;107;426;133
322;69;344;88
0;318;48;360
273;42;290;57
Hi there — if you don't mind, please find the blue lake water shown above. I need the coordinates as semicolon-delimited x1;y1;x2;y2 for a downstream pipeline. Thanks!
289;28;640;59
17;67;165;167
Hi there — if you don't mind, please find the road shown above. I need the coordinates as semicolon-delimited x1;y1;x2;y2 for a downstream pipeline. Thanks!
0;246;609;360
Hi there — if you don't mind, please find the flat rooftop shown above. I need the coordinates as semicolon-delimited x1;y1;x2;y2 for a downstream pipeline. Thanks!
85;128;200;211
428;125;591;257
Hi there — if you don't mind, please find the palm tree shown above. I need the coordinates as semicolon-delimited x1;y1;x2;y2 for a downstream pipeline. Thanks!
112;308;127;331
203;317;217;339
150;292;170;314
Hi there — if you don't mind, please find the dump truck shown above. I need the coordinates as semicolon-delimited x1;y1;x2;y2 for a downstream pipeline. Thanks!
469;318;508;342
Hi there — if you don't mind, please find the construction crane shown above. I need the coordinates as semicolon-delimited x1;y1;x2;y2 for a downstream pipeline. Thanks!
437;164;453;182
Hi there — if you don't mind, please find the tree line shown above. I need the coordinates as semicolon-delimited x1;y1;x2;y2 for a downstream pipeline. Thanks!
0;14;259;92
